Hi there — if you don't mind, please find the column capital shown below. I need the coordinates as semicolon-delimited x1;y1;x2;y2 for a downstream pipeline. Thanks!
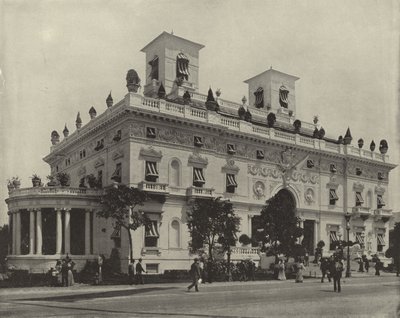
63;208;72;212
34;208;42;212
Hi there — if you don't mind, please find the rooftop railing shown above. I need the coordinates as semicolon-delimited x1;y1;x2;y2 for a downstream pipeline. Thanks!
8;187;103;198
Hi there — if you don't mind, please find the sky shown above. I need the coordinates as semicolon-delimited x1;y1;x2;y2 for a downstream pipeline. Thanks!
0;0;399;225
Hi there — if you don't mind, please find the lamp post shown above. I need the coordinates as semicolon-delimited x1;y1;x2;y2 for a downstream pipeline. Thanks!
344;212;352;278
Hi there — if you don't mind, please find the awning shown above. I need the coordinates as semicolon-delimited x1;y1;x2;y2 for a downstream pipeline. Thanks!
377;234;386;245
329;190;339;201
111;226;121;239
194;168;205;183
145;221;159;237
355;233;364;244
177;52;189;61
148;55;159;66
377;195;385;207
356;192;364;204
330;231;338;242
145;161;159;177
226;174;238;187
177;53;190;80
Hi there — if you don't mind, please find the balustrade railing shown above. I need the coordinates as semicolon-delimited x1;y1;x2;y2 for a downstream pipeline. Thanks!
8;187;102;198
231;246;260;255
138;181;169;193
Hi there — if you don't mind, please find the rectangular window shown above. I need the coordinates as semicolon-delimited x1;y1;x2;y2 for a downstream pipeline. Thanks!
307;159;314;168
149;55;159;81
256;150;264;159
329;231;338;250
356;168;362;176
226;174;238;193
194;136;203;147
329;189;339;205
377;195;385;209
377;234;385;252
145;161;159;182
80;151;83;159
83;149;86;158
227;144;236;155
146;263;159;274
355;192;364;207
146;127;156;138
254;87;264;109
330;164;337;173
113;130;122;142
378;172;384;180
145;221;159;247
111;163;122;183
95;139;104;151
193;168;205;187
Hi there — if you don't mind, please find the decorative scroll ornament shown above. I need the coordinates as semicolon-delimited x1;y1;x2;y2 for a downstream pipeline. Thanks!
176;52;190;81
279;85;289;108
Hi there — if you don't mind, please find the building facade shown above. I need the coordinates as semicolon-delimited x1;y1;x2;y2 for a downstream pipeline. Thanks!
5;32;396;273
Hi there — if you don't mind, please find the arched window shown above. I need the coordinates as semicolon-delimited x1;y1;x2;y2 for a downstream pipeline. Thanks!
169;159;180;187
170;220;180;248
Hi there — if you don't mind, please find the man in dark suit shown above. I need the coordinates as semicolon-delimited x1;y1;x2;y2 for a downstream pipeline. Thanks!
135;258;146;285
187;258;201;292
330;257;344;292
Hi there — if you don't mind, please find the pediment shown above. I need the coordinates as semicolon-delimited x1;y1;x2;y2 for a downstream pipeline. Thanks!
112;149;124;161
221;159;240;174
374;185;385;195
188;153;208;167
139;147;162;162
94;157;105;168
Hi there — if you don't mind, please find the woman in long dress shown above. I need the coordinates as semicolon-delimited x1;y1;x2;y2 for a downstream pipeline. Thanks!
277;260;286;281
67;259;75;286
295;261;305;283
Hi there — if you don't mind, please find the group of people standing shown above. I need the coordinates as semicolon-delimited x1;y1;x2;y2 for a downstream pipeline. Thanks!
51;255;75;287
320;256;344;292
276;259;306;283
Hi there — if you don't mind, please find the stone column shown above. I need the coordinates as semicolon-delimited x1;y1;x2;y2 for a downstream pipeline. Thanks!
56;208;62;254
15;211;21;255
29;209;35;254
92;210;98;255
64;208;71;255
36;209;42;255
85;210;91;255
11;212;15;255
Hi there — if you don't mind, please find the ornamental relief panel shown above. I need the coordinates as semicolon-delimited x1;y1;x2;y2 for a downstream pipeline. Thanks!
347;163;375;179
320;160;343;174
248;164;319;184
130;122;145;137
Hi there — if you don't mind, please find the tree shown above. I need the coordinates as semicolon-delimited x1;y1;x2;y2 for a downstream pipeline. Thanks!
0;225;9;271
187;197;240;262
98;185;149;262
390;223;400;270
252;190;303;260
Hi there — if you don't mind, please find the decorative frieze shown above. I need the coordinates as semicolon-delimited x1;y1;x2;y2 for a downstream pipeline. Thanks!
248;164;318;184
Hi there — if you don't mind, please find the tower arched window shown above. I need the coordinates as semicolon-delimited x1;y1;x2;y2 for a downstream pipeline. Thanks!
169;159;181;187
170;220;180;248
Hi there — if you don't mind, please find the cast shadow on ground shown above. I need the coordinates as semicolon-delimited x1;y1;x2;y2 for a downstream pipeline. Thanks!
20;286;177;302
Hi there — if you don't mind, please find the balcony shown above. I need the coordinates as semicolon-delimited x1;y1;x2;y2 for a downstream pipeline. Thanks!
186;186;214;198
7;186;102;198
374;208;393;222
138;181;169;194
352;206;371;220
230;246;260;261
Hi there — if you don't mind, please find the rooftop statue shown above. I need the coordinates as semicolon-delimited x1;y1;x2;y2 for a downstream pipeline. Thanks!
126;69;141;93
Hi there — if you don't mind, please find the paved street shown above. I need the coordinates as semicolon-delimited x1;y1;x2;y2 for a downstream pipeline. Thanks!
0;276;399;317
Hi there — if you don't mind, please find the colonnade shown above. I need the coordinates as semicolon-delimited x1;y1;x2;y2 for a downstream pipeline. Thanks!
9;208;94;256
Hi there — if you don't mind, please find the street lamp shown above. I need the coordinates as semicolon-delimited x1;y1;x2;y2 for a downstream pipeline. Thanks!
344;212;352;278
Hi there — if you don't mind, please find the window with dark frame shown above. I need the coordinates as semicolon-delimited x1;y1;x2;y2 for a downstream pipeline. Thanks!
377;194;385;209
146;127;156;138
227;144;236;155
194;136;203;147
256;150;264;159
330;164;337;173
329;231;338;250
254;87;264;109
307;159;314;168
111;163;122;183
329;189;339;205
145;161;159;182
377;234;385;252
355;232;364;246
355;192;364;207
145;221;159;247
226;174;238;193
193;167;205;187
97;170;103;188
149;55;159;81
111;226;121;248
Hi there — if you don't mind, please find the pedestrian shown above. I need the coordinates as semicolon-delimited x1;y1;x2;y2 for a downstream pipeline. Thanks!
295;260;305;283
320;258;331;283
363;255;369;273
128;259;135;285
304;250;309;267
97;254;104;284
330;257;344;293
61;259;68;287
187;258;201;292
358;257;364;272
135;258;147;284
239;260;248;282
375;257;381;276
55;260;62;286
199;258;205;284
277;259;286;281
67;257;75;286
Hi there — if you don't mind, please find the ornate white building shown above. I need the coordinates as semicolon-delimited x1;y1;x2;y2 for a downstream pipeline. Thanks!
5;32;396;273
